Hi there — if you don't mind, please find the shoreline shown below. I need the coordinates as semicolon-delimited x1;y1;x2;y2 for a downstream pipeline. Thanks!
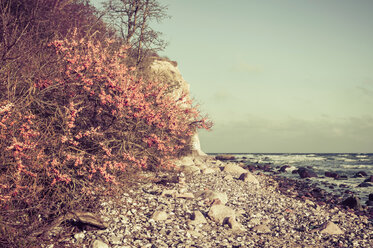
43;155;373;247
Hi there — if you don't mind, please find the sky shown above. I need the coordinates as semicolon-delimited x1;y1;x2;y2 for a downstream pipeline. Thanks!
92;0;373;153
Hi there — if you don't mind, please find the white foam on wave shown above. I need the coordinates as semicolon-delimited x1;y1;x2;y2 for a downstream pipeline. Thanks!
356;155;368;158
340;164;373;170
263;154;327;164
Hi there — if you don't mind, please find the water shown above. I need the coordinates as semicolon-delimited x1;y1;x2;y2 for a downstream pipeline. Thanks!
212;153;373;203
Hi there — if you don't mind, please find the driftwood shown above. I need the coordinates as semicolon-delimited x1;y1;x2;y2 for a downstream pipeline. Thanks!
31;211;107;239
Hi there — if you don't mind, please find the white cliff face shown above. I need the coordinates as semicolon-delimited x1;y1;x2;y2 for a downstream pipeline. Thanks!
150;60;190;99
190;133;206;156
150;60;206;156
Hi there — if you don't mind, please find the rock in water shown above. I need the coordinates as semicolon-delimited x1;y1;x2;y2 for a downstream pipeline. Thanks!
358;182;373;187
364;175;373;182
341;196;363;211
325;171;340;179
354;171;368;177
297;167;317;178
215;154;236;161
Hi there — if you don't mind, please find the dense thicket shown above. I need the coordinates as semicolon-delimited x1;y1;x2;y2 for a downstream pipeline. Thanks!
0;1;211;246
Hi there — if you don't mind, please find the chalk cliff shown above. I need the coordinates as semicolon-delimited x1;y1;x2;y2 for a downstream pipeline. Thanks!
149;59;206;156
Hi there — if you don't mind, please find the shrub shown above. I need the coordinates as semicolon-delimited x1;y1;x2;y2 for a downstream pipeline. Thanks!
0;30;211;246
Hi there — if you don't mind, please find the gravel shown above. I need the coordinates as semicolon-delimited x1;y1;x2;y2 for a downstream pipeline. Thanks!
43;156;373;248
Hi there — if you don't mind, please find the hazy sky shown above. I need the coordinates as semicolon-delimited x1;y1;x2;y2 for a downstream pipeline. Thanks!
93;0;373;153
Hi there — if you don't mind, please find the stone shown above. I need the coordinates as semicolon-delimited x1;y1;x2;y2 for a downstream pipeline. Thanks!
358;182;373;187
226;216;246;233
110;235;123;245
161;189;177;197
195;161;208;170
151;211;169;221
91;240;109;248
202;168;217;174
224;174;234;180
297;167;317;178
341;196;363;211
193;157;205;167
354;171;368;177
216;154;236;161
223;163;247;174
208;204;236;225
335;175;348;180
320;222;344;235
71;211;108;229
325;171;340;179
252;224;271;234
176;192;195;199
74;232;85;241
364;175;373;182
187;230;202;237
257;163;272;172
196;190;228;205
189;211;207;225
238;172;259;185
243;164;257;172
177;156;195;166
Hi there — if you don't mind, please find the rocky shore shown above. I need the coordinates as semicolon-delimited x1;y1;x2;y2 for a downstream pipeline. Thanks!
43;155;373;248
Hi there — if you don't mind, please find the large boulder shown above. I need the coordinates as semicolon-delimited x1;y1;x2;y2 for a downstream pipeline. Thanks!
238;172;259;186
151;210;169;221
320;222;344;235
325;171;340;179
358;182;373;187
341;196;363;211
354;171;368;178
226;216;246;233
91;240;109;248
364;175;373;182
223;163;247;175
188;211;207;225
207;204;236;225
297;167;317;178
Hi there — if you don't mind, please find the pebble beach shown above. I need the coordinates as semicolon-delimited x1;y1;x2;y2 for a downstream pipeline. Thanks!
44;155;373;248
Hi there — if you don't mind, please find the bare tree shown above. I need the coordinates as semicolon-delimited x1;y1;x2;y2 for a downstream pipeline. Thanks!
103;0;169;65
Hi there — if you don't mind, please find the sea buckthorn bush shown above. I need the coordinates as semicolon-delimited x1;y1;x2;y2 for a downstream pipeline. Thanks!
0;30;211;246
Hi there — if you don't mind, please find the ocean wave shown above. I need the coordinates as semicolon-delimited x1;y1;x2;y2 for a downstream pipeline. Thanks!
340;164;373;170
356;155;368;158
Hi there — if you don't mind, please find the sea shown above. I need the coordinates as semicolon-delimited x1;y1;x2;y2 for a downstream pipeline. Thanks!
211;153;373;203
